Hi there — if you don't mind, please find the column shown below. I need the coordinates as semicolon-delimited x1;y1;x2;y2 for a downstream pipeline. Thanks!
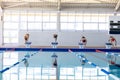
0;6;3;45
24;42;31;80
24;59;29;80
57;11;61;32
0;52;3;80
51;42;59;80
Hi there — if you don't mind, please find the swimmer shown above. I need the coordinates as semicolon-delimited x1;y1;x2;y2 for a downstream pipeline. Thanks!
53;34;58;42
24;33;29;43
108;36;117;47
80;36;87;46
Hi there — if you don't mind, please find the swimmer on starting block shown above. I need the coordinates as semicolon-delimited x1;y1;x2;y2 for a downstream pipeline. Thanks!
53;34;58;42
108;36;117;47
24;33;29;43
80;36;87;46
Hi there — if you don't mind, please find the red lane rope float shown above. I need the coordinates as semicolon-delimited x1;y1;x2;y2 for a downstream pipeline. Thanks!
96;49;104;53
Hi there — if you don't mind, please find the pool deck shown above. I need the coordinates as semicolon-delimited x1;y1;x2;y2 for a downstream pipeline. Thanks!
1;44;120;48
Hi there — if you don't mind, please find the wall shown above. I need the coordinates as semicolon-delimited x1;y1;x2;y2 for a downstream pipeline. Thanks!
19;30;120;47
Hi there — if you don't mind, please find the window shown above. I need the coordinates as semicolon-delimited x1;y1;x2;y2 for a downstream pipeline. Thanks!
28;12;35;22
3;11;57;43
61;13;68;22
99;14;107;22
60;12;110;31
43;23;57;30
83;14;91;22
42;12;57;30
3;30;18;43
20;22;27;30
75;23;83;30
84;23;98;30
99;23;108;30
60;12;76;30
91;15;98;22
68;14;75;22
3;10;112;44
35;13;42;22
19;12;57;30
76;14;83;22
3;11;19;44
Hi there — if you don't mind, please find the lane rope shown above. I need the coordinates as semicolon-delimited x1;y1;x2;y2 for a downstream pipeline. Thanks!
68;49;120;80
0;50;40;73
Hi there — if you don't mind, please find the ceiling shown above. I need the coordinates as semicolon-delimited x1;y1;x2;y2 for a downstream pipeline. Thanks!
0;0;120;11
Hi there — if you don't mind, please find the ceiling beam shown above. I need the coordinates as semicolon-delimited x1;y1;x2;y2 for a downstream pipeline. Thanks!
4;2;28;9
58;0;61;10
115;0;120;11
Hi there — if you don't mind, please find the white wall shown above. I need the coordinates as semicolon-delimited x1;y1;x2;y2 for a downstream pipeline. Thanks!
19;30;120;47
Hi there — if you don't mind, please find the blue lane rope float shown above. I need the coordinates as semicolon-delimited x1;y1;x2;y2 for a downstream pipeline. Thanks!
0;48;120;52
68;49;120;80
0;58;25;73
0;51;39;73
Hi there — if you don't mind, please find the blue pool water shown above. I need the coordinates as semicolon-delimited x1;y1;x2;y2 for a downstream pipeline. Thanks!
0;48;120;80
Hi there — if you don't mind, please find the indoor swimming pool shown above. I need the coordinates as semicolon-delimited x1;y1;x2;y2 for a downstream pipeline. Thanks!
0;47;120;80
